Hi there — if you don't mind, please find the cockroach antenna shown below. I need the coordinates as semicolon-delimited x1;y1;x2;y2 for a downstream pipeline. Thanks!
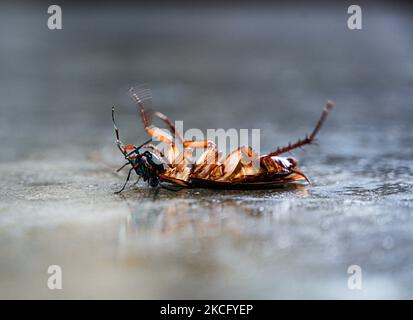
268;100;334;157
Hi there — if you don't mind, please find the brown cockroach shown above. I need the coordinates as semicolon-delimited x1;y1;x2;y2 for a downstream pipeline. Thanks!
112;86;333;192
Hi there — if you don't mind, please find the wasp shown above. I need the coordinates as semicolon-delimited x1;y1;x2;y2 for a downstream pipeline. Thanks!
112;86;333;192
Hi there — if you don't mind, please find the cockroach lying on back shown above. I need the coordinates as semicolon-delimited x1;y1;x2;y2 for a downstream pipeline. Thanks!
112;86;333;192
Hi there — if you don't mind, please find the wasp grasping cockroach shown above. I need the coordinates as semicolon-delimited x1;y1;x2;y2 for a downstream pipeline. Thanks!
112;86;333;192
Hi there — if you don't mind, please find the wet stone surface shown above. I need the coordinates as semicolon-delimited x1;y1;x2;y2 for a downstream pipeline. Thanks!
0;4;412;298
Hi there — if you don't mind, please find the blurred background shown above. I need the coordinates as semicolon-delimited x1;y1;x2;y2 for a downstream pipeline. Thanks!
0;1;412;298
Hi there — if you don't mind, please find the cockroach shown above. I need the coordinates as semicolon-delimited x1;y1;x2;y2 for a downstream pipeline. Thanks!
112;86;333;192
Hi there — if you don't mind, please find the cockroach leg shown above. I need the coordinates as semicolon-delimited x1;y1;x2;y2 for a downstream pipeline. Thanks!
291;168;311;185
145;126;174;145
183;140;216;149
136;138;153;150
114;87;334;189
115;167;133;194
130;86;183;145
268;101;333;157
153;111;184;142
160;182;185;191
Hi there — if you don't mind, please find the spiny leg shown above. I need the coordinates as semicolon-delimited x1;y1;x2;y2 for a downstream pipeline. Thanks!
130;86;219;167
129;89;175;145
113;106;153;158
269;101;334;157
129;86;183;144
130;86;219;165
153;111;183;142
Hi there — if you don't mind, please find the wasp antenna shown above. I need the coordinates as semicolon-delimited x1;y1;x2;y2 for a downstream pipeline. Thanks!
112;106;120;141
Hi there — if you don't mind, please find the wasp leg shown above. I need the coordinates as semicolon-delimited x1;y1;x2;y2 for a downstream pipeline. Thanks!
130;86;182;145
269;101;334;157
141;143;169;164
153;111;184;142
115;167;133;194
144;126;175;145
133;176;141;186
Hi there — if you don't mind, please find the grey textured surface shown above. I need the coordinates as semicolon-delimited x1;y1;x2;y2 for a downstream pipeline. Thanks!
0;3;412;298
